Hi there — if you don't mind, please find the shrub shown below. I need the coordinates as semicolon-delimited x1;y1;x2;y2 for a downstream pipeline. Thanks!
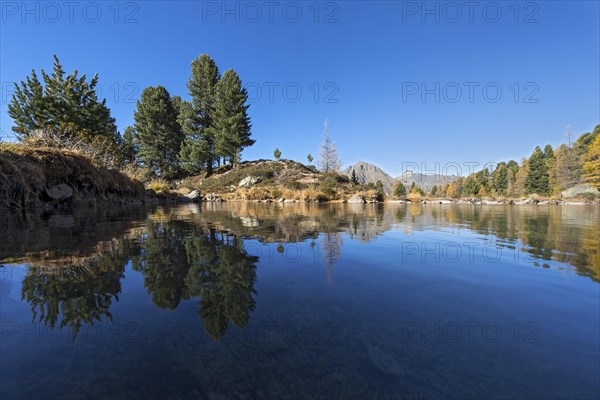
285;181;304;190
147;180;169;193
271;188;282;199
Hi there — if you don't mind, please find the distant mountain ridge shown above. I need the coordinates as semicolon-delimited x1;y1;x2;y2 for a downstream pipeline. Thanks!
344;161;458;194
395;171;458;192
343;162;397;194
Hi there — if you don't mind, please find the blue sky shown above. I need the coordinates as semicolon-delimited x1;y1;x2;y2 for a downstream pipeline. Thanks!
1;1;598;176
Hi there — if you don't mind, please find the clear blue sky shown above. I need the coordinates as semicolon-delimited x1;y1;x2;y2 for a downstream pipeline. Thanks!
1;1;598;176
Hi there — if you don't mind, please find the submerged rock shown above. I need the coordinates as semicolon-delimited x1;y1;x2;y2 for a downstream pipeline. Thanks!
46;183;73;201
366;343;407;377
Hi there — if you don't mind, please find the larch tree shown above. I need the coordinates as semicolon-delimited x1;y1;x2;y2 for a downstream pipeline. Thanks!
318;119;342;173
583;134;600;188
555;144;580;190
515;158;529;197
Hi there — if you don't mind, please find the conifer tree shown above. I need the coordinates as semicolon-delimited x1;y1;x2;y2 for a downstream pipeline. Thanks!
121;126;138;165
179;54;220;175
350;169;359;184
212;69;254;166
273;148;281;160
318;119;342;173
8;55;118;143
133;86;183;178
525;146;550;194
394;181;407;198
492;162;508;195
555;144;580;190
583;134;600;188
307;154;314;166
465;175;481;196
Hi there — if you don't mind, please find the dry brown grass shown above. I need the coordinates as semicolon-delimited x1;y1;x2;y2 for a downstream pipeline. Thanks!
0;142;145;208
147;180;170;193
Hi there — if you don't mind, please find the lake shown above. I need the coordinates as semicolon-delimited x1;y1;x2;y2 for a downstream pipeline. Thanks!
1;203;599;399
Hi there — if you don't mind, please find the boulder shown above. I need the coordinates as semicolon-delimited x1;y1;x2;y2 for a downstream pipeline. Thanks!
386;199;405;204
181;189;201;203
283;199;296;203
238;176;261;187
46;183;73;201
482;200;502;205
278;198;285;203
347;195;366;204
204;193;220;202
561;184;600;199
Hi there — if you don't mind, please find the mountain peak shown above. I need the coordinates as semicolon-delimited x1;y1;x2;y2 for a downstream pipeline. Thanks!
343;161;396;194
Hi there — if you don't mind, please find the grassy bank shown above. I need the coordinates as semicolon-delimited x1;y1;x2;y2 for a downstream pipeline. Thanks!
170;159;384;202
0;143;145;209
156;159;599;205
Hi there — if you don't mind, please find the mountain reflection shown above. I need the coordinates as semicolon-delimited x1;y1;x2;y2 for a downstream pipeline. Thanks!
1;203;598;339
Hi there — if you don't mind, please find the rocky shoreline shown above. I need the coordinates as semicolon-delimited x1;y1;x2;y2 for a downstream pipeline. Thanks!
152;190;599;206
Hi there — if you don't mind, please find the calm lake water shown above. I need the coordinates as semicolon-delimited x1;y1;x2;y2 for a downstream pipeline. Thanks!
1;203;599;399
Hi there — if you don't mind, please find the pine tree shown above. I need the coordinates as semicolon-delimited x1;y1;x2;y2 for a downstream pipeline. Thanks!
393;182;406;198
179;54;220;175
525;146;550;194
273;148;281;160
133;86;183;178
350;169;359;184
307;154;314;165
543;144;554;160
430;185;438;197
212;69;254;166
121;126;138;165
8;55;118;143
492;162;508;195
465;175;480;196
583;134;600;188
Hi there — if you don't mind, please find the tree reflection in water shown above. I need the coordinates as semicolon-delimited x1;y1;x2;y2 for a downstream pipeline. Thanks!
132;220;259;339
4;203;599;340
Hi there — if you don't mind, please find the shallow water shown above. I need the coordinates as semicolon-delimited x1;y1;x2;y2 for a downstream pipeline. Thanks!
1;203;599;399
